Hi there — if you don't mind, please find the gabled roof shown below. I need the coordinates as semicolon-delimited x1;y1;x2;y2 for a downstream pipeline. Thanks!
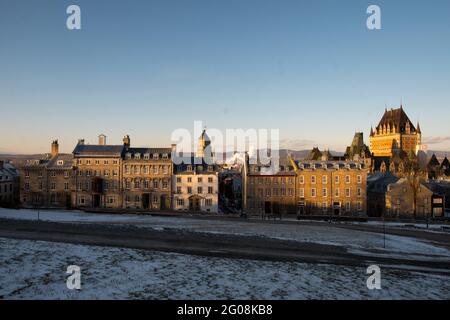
427;154;440;167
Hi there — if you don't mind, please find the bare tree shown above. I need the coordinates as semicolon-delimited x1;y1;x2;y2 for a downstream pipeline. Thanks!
402;153;426;220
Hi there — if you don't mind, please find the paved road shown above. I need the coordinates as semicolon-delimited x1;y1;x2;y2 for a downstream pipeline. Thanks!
1;218;449;275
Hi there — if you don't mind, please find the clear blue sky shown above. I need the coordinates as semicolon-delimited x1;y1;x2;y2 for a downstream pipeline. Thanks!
1;0;449;154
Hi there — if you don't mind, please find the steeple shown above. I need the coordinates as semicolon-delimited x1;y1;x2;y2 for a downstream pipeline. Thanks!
370;126;374;137
416;121;421;134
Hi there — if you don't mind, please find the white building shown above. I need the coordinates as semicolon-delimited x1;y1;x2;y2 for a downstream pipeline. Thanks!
172;159;219;213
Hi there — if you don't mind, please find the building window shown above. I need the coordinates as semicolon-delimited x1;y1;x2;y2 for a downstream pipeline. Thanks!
177;177;182;183
345;175;351;184
357;175;362;184
357;188;362;197
346;188;351;197
322;175;327;184
51;182;56;190
335;176;339;184
198;177;203;183
162;180;168;189
311;175;316;184
197;186;203;194
299;175;304;184
177;198;184;206
299;188;305;198
176;186;182;194
187;177;192;183
187;186;192;194
357;201;362;211
208;177;213;183
322;188;327;197
153;180;158;189
64;182;69;191
345;202;351;212
208;186;213;194
205;199;213;206
335;189;340;197
311;188;316;197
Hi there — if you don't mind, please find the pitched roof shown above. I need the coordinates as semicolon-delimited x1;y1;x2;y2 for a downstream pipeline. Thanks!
377;107;417;133
73;144;124;157
427;154;440;167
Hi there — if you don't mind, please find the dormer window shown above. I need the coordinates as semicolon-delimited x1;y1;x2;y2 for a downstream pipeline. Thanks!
153;153;159;159
144;153;150;160
187;165;193;172
207;166;213;172
162;153;168;159
135;153;141;160
57;160;64;166
126;153;132;159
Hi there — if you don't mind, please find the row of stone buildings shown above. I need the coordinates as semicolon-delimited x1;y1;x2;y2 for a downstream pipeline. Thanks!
18;133;220;213
1;105;449;219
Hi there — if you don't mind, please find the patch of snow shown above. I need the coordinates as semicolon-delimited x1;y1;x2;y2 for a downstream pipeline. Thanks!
0;238;449;300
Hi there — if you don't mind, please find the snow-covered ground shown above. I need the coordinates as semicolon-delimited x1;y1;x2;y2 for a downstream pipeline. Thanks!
1;238;448;300
0;208;449;261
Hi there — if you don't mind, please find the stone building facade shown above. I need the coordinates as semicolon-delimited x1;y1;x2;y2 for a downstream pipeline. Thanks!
20;140;74;208
72;136;124;208
122;145;173;210
385;178;434;218
244;157;368;217
0;160;19;206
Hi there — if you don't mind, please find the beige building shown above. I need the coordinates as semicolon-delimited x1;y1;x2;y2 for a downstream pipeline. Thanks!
244;157;368;217
72;135;123;208
385;178;433;218
369;106;422;157
20;140;74;208
122;140;173;210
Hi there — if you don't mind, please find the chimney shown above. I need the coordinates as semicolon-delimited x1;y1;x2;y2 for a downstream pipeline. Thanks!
98;134;107;145
51;140;59;157
123;135;131;148
78;139;85;145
